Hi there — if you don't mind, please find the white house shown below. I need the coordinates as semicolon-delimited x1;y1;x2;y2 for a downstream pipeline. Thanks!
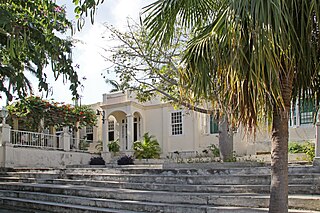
81;90;318;158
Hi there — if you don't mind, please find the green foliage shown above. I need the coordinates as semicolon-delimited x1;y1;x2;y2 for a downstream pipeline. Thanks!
102;22;199;109
289;142;315;162
133;133;161;159
107;139;120;153
7;96;97;131
303;142;315;163
73;0;104;30
288;142;305;153
224;152;237;162
207;144;220;157
0;0;80;101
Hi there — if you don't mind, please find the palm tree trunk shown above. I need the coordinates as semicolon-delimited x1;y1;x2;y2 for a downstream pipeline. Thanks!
219;115;233;161
269;76;292;212
269;107;289;212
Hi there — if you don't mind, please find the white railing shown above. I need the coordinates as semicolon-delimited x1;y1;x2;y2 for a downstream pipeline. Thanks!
11;130;60;149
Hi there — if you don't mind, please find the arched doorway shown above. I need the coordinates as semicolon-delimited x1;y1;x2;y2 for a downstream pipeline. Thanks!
107;111;128;151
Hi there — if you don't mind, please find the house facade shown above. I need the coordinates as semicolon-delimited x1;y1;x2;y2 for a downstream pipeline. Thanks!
83;91;318;158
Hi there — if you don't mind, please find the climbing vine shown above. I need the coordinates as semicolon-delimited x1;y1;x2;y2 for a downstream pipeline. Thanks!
7;96;97;131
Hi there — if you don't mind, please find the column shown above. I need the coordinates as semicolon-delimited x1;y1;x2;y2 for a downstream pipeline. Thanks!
0;123;11;145
101;110;112;163
102;111;108;152
61;129;70;151
127;114;134;151
74;122;80;149
0;124;13;168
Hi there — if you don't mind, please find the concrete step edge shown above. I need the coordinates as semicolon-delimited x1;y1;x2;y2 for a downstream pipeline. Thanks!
0;197;143;213
1;193;319;213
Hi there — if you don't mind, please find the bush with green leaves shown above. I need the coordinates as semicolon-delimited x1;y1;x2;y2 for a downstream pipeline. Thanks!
108;139;120;153
303;142;315;162
207;144;220;157
133;133;161;159
288;141;315;162
288;142;305;153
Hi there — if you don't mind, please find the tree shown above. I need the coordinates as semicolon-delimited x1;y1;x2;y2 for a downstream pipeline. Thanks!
0;0;80;102
143;1;320;212
102;21;234;161
105;79;121;93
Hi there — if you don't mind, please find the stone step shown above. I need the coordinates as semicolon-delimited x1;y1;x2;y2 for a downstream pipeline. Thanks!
0;197;142;213
65;165;319;175
45;179;319;194
2;165;318;178
0;190;319;213
63;173;319;185
3;171;319;185
0;176;318;194
0;182;319;211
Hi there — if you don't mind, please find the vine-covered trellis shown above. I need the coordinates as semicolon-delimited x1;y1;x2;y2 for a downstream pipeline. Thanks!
7;96;97;132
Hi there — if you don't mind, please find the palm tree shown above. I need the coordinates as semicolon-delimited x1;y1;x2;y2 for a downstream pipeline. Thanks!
105;79;121;93
0;65;37;103
143;1;320;212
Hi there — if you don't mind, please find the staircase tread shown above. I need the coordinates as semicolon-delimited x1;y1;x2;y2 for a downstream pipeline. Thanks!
0;197;143;213
1;195;319;213
0;183;319;199
49;178;317;186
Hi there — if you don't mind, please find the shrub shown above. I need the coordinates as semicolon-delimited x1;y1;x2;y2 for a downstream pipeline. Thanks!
89;156;105;165
108;139;120;153
117;155;134;165
289;141;315;162
288;142;304;153
303;142;315;162
207;144;220;157
133;132;161;159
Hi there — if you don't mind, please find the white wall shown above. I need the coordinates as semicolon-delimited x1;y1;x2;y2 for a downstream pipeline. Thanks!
2;144;99;168
98;92;317;158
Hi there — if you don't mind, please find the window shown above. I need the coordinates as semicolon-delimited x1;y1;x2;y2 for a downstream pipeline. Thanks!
171;111;183;135
86;126;93;141
134;117;141;142
210;115;219;134
108;120;115;141
300;99;315;124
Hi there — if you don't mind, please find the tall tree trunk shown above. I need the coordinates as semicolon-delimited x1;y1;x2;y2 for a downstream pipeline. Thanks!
219;115;233;161
269;75;292;213
269;107;289;212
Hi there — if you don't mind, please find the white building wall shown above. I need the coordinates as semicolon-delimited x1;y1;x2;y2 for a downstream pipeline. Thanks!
144;107;165;152
98;91;317;157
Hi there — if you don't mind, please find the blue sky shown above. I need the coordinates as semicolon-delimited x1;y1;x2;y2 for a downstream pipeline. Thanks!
1;0;152;106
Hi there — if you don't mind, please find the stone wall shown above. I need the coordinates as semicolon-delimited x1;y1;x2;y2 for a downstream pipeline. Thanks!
1;142;99;168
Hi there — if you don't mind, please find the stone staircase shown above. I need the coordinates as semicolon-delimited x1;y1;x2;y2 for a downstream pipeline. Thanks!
0;164;319;213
